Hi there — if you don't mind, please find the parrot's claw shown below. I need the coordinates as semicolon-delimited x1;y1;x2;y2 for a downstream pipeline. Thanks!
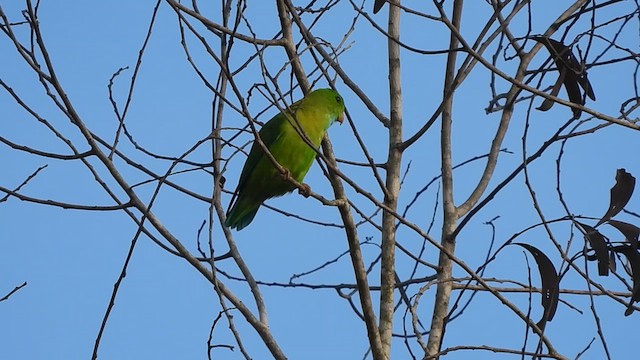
279;168;291;180
298;183;311;198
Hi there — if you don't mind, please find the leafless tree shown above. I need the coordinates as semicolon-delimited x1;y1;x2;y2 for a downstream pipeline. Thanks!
2;0;639;359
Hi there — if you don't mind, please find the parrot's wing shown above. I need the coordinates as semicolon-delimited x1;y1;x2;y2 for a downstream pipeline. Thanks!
235;112;289;192
234;95;309;193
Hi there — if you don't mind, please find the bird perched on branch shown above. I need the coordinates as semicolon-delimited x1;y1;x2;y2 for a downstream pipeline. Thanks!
225;88;345;230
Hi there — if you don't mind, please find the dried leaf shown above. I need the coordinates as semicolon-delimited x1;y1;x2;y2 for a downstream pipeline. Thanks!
577;222;610;276
597;169;636;227
608;220;640;246
533;37;595;101
373;0;385;13
611;245;640;316
563;71;584;118
514;243;560;329
537;70;565;111
532;36;596;118
610;250;617;273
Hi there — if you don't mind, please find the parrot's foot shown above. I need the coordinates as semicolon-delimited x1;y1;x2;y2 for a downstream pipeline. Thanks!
279;168;291;180
298;183;311;198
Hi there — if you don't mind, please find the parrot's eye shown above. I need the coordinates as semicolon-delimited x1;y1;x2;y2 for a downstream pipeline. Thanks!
335;95;342;103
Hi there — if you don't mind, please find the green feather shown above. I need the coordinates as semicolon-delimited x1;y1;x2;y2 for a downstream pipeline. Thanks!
225;88;345;230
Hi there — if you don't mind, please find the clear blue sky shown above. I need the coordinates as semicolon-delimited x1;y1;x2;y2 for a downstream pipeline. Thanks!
1;1;638;359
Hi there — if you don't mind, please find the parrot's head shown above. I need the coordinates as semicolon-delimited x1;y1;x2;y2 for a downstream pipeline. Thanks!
330;90;345;126
304;88;345;127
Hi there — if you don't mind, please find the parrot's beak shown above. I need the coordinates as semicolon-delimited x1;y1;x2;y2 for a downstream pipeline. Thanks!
337;113;345;125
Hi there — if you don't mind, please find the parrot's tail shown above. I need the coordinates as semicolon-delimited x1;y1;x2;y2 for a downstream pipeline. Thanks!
225;198;260;230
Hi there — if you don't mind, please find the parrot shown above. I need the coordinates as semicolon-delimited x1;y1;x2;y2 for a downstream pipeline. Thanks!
225;88;345;230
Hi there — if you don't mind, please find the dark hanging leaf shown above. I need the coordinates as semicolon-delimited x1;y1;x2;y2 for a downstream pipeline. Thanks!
531;36;596;118
514;243;560;329
585;252;598;261
596;169;636;227
608;220;640;247
577;222;610;276
537;70;565;111
610;245;640;316
532;36;596;101
373;0;385;13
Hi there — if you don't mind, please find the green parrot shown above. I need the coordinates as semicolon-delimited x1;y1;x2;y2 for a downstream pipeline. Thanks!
225;88;345;230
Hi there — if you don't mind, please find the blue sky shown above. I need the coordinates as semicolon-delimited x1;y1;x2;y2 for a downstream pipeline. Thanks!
1;1;639;359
